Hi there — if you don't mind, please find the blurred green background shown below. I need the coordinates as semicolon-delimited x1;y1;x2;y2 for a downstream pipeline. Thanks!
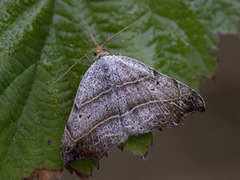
62;32;240;180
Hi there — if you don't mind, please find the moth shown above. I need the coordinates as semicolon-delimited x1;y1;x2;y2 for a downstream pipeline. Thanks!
60;18;206;167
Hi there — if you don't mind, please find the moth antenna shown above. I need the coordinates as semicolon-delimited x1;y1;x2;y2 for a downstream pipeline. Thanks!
102;15;145;48
51;51;94;87
80;25;98;45
51;16;145;87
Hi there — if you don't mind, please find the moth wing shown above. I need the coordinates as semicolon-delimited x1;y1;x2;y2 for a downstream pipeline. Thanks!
61;56;128;166
109;55;205;134
61;55;205;167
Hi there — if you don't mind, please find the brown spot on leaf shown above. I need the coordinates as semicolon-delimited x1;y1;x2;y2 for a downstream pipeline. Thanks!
71;75;77;80
25;169;63;180
75;171;89;180
47;140;51;146
67;167;90;180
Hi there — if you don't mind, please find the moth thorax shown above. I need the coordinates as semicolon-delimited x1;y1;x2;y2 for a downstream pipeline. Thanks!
94;43;110;59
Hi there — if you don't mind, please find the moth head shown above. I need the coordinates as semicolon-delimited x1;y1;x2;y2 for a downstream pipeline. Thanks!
93;43;110;59
82;16;145;60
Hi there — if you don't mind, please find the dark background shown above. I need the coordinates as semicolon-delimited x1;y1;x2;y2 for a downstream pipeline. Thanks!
62;33;240;180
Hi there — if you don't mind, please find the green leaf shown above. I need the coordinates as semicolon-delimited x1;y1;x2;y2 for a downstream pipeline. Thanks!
119;132;153;158
71;158;99;176
0;0;239;179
